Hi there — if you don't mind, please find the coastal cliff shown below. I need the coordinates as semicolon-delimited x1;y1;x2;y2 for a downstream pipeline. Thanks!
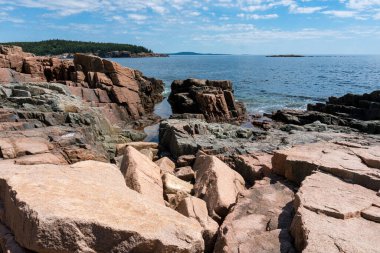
0;45;379;253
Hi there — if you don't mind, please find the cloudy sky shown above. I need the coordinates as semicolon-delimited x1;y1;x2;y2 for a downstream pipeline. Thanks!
1;0;380;54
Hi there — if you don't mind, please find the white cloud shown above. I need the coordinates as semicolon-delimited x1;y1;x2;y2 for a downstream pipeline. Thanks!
323;10;357;18
0;11;24;23
344;0;380;10
289;5;324;14
238;13;279;19
128;14;148;22
194;24;380;43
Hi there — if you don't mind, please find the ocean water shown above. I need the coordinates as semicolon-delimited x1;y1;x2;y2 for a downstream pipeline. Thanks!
112;55;380;116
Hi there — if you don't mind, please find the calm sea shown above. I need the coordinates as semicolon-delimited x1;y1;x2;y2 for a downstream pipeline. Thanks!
112;55;380;117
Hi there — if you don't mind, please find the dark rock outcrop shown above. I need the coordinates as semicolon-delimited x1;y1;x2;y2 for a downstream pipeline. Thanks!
272;90;380;134
168;79;246;122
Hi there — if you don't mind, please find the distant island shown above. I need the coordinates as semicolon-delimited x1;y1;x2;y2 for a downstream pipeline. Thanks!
2;39;168;58
266;54;305;57
170;52;230;56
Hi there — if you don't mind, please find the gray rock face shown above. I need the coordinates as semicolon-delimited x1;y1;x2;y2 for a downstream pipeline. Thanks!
0;82;117;164
214;177;296;253
0;161;204;253
159;118;379;160
159;119;264;158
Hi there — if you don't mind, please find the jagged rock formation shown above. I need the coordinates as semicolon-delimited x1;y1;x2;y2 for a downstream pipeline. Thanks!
0;45;164;128
168;79;246;122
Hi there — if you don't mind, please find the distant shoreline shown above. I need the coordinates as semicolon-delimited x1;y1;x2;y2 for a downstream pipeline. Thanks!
266;54;305;58
169;52;230;56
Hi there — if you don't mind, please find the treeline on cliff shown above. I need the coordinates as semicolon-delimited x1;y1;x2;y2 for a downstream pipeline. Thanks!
4;39;153;56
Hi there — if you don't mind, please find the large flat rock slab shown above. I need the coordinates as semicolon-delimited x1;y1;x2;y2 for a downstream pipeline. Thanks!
272;142;380;190
294;172;379;219
214;177;296;253
0;161;204;253
292;207;380;253
291;172;380;252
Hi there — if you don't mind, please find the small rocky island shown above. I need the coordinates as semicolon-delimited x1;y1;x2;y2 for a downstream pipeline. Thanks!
267;54;305;57
0;45;379;252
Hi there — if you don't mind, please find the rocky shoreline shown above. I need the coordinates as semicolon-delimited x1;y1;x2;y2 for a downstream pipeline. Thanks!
0;45;379;253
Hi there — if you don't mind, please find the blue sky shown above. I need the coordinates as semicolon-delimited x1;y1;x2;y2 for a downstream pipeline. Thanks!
1;0;380;54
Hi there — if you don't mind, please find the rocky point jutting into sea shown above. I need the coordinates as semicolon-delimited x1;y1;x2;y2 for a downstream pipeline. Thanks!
0;45;379;253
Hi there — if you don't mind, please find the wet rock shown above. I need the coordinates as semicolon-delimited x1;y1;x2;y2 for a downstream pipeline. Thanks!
214;177;296;253
272;142;380;190
0;161;204;252
120;146;164;204
176;197;219;253
168;79;246;122
193;155;245;220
